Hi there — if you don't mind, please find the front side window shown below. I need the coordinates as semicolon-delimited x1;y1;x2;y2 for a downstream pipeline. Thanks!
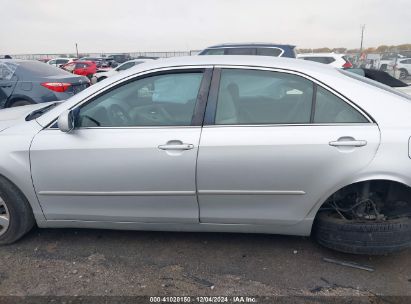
77;72;203;127
215;69;314;124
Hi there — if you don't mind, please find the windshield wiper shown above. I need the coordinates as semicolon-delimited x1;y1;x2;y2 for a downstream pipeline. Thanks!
25;102;60;121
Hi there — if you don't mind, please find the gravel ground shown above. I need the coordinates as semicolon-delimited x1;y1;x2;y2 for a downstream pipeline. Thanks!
0;227;409;298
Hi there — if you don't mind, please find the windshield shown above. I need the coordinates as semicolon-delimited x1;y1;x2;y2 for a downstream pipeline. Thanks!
340;69;411;101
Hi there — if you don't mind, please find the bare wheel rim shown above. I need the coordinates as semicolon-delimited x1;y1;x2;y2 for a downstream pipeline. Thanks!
0;196;10;236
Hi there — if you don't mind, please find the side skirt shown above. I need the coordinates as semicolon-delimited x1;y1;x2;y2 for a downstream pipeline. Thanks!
37;219;313;236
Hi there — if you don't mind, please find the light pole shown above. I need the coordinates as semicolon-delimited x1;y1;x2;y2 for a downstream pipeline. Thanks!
75;43;79;58
360;25;365;53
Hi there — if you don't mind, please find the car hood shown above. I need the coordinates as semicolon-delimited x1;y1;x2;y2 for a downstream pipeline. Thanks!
0;102;55;132
397;86;411;96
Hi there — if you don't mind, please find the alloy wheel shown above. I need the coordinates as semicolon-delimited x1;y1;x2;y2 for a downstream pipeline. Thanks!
0;197;10;236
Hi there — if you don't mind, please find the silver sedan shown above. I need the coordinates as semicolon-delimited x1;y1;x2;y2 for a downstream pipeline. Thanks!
0;56;410;254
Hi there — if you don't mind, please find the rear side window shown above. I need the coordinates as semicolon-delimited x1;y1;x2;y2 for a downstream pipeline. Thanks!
56;59;69;64
213;68;369;125
225;48;255;55
117;62;135;71
75;63;87;68
256;48;283;57
215;69;314;124
314;86;368;123
202;49;225;55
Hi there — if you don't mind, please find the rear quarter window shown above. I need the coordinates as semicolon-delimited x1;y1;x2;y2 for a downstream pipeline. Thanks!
256;48;283;57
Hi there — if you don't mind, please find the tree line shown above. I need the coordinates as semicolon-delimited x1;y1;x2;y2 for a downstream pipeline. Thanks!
297;44;411;54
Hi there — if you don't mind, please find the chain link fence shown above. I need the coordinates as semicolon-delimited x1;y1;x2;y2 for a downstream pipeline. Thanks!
7;50;202;60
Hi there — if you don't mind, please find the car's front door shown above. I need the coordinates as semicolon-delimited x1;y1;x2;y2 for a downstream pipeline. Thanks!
30;68;211;223
197;68;380;226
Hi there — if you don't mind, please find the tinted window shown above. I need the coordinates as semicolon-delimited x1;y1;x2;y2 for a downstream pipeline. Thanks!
0;62;18;80
56;59;69;64
215;69;314;124
116;62;135;71
203;49;225;55
78;72;203;127
256;48;283;57
75;63;87;69
314;86;368;123
225;48;255;55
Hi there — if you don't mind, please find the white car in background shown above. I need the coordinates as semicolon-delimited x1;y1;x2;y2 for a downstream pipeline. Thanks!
94;59;154;82
47;58;75;68
395;58;411;80
297;53;353;69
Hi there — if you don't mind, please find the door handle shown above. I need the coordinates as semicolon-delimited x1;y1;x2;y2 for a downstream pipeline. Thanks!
158;143;194;150
329;140;367;147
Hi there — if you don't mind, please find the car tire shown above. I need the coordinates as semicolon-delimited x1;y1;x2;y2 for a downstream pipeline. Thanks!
0;176;35;245
10;99;32;107
313;212;411;255
399;69;408;80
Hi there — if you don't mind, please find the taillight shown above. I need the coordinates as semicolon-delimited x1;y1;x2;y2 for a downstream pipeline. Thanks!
342;61;353;68
41;82;71;92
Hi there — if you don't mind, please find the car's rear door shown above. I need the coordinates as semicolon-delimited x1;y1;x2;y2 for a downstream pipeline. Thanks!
30;68;212;223
197;67;380;226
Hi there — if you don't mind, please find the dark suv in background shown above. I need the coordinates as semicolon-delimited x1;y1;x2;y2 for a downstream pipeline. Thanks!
198;43;296;58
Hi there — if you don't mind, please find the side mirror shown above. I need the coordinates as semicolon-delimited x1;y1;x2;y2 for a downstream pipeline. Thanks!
57;109;75;132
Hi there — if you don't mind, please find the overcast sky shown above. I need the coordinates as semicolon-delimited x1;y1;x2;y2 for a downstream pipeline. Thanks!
1;0;410;54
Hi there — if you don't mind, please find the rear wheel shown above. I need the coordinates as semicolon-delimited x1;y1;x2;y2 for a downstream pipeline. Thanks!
314;212;411;255
0;177;35;244
314;180;411;255
10;99;32;107
399;69;408;80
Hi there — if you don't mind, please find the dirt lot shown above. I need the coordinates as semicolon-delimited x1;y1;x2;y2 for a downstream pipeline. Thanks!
0;227;409;298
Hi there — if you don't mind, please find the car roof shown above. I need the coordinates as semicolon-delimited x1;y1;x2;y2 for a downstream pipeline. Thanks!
129;55;332;70
205;43;295;49
297;53;345;57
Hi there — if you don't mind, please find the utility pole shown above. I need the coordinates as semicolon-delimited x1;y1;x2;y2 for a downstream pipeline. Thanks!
360;25;365;53
75;43;79;58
